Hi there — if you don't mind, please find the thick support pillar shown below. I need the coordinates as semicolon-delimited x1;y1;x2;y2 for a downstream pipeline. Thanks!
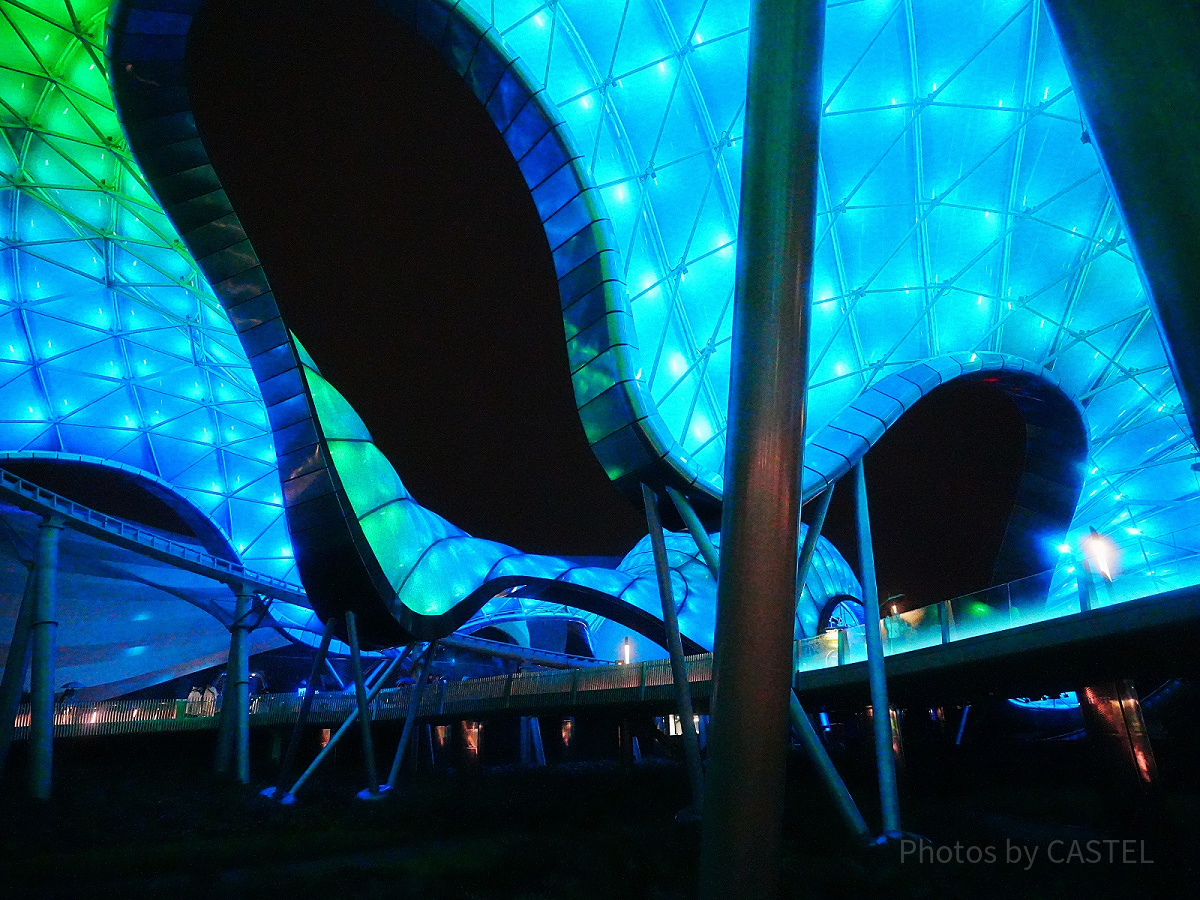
642;484;705;811
215;682;233;774
228;591;254;784
673;483;867;842
0;565;37;776
520;716;546;767
29;516;64;800
345;611;381;797
386;641;438;789
955;705;970;746
520;716;532;766
854;462;901;836
1077;561;1096;613
698;2;824;894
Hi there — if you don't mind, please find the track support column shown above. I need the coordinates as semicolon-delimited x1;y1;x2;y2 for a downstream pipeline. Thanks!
795;487;834;636
29;515;64;800
265;621;333;803
1042;1;1200;442
284;654;404;798
853;461;901;836
788;693;870;841
229;589;254;784
642;484;705;813
386;641;439;789
345;611;381;798
669;483;868;841
1078;681;1159;790
699;0;825;895
666;486;720;576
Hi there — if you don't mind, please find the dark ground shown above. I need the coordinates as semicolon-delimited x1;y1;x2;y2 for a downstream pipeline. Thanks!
1;707;1197;899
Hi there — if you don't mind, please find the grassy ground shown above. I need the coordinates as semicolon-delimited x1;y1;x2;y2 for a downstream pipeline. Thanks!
0;726;1195;899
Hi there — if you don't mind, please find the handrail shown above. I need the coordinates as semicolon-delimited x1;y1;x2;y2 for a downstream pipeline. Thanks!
7;652;716;741
4;467;1196;731
0;468;306;604
438;631;611;669
5;561;1192;743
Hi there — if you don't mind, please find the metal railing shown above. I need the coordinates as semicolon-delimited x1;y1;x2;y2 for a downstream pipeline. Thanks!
6;653;717;741
796;555;1200;671
0;468;306;603
7;556;1197;742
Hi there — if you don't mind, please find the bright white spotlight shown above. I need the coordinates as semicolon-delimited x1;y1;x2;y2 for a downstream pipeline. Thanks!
1081;528;1120;582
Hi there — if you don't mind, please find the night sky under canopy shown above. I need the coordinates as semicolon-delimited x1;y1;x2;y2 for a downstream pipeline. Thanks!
183;0;1027;606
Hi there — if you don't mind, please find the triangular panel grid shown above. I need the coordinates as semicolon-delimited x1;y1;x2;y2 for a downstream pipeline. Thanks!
485;0;1200;575
0;1;295;581
3;0;1196;604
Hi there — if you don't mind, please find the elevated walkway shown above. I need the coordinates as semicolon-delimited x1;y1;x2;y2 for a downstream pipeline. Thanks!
0;469;306;605
0;469;607;674
11;577;1200;741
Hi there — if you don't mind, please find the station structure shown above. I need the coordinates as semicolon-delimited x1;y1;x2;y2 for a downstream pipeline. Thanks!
2;2;1199;896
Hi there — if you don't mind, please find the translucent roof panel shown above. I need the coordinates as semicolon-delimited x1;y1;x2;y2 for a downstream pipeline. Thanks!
0;1;295;581
476;0;1200;570
4;0;1195;610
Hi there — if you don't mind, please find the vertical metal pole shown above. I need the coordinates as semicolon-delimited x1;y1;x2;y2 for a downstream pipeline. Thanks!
699;1;824;894
0;565;37;776
788;692;870;842
215;677;233;774
345;611;380;796
386;640;439;788
1077;560;1095;613
673;482;867;841
529;716;546;767
795;487;834;636
285;654;404;797
1115;680;1159;786
938;602;951;644
642;484;705;811
29;516;63;800
955;705;970;746
666;486;720;577
324;657;345;690
229;590;253;784
267;621;333;801
520;715;532;766
788;488;871;845
853;461;901;836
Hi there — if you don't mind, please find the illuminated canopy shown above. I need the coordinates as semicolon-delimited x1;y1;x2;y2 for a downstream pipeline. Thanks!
474;0;1194;566
0;0;295;582
1;0;1196;654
